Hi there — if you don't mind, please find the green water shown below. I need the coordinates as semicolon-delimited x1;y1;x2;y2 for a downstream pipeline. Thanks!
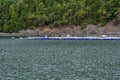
0;39;120;80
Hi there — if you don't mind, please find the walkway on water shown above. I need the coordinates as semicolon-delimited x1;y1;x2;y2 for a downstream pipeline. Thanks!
27;36;120;40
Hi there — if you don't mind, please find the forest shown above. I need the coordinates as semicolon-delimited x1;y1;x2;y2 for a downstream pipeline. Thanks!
0;0;120;32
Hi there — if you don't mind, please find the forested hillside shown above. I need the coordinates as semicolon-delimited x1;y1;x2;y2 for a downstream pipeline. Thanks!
0;0;120;32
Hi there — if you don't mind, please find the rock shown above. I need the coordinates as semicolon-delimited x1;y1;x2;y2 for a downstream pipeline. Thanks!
103;21;120;33
89;30;97;34
98;27;106;34
117;13;120;26
85;24;99;34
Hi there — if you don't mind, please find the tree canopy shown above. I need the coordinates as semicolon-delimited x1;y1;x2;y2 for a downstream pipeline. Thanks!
0;0;120;32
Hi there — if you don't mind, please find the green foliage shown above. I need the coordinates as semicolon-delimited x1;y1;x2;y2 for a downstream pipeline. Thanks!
0;0;120;32
3;23;9;32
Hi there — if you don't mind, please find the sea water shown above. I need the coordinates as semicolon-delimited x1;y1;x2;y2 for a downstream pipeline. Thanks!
0;39;120;80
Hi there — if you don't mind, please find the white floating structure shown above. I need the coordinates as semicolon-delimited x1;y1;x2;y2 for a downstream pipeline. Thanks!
20;37;23;40
11;37;15;39
26;36;120;40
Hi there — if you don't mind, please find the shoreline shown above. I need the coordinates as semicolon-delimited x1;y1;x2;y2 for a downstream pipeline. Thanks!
0;33;22;37
0;32;120;37
0;22;120;37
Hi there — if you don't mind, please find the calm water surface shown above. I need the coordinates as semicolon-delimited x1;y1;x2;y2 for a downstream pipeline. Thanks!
0;39;120;80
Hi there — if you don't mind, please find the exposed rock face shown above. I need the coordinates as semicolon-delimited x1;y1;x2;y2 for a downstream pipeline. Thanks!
1;21;120;36
118;13;120;26
84;24;99;34
0;33;20;36
83;22;120;35
18;22;120;36
98;21;120;34
104;21;120;32
18;26;83;36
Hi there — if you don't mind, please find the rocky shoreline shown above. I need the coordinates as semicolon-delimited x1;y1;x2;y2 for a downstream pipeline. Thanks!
0;22;120;37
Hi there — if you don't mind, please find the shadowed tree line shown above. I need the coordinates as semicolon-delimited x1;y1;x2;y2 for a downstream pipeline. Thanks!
0;0;120;32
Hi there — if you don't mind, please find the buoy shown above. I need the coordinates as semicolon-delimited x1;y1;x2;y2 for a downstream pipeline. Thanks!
11;37;15;39
20;37;23;39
